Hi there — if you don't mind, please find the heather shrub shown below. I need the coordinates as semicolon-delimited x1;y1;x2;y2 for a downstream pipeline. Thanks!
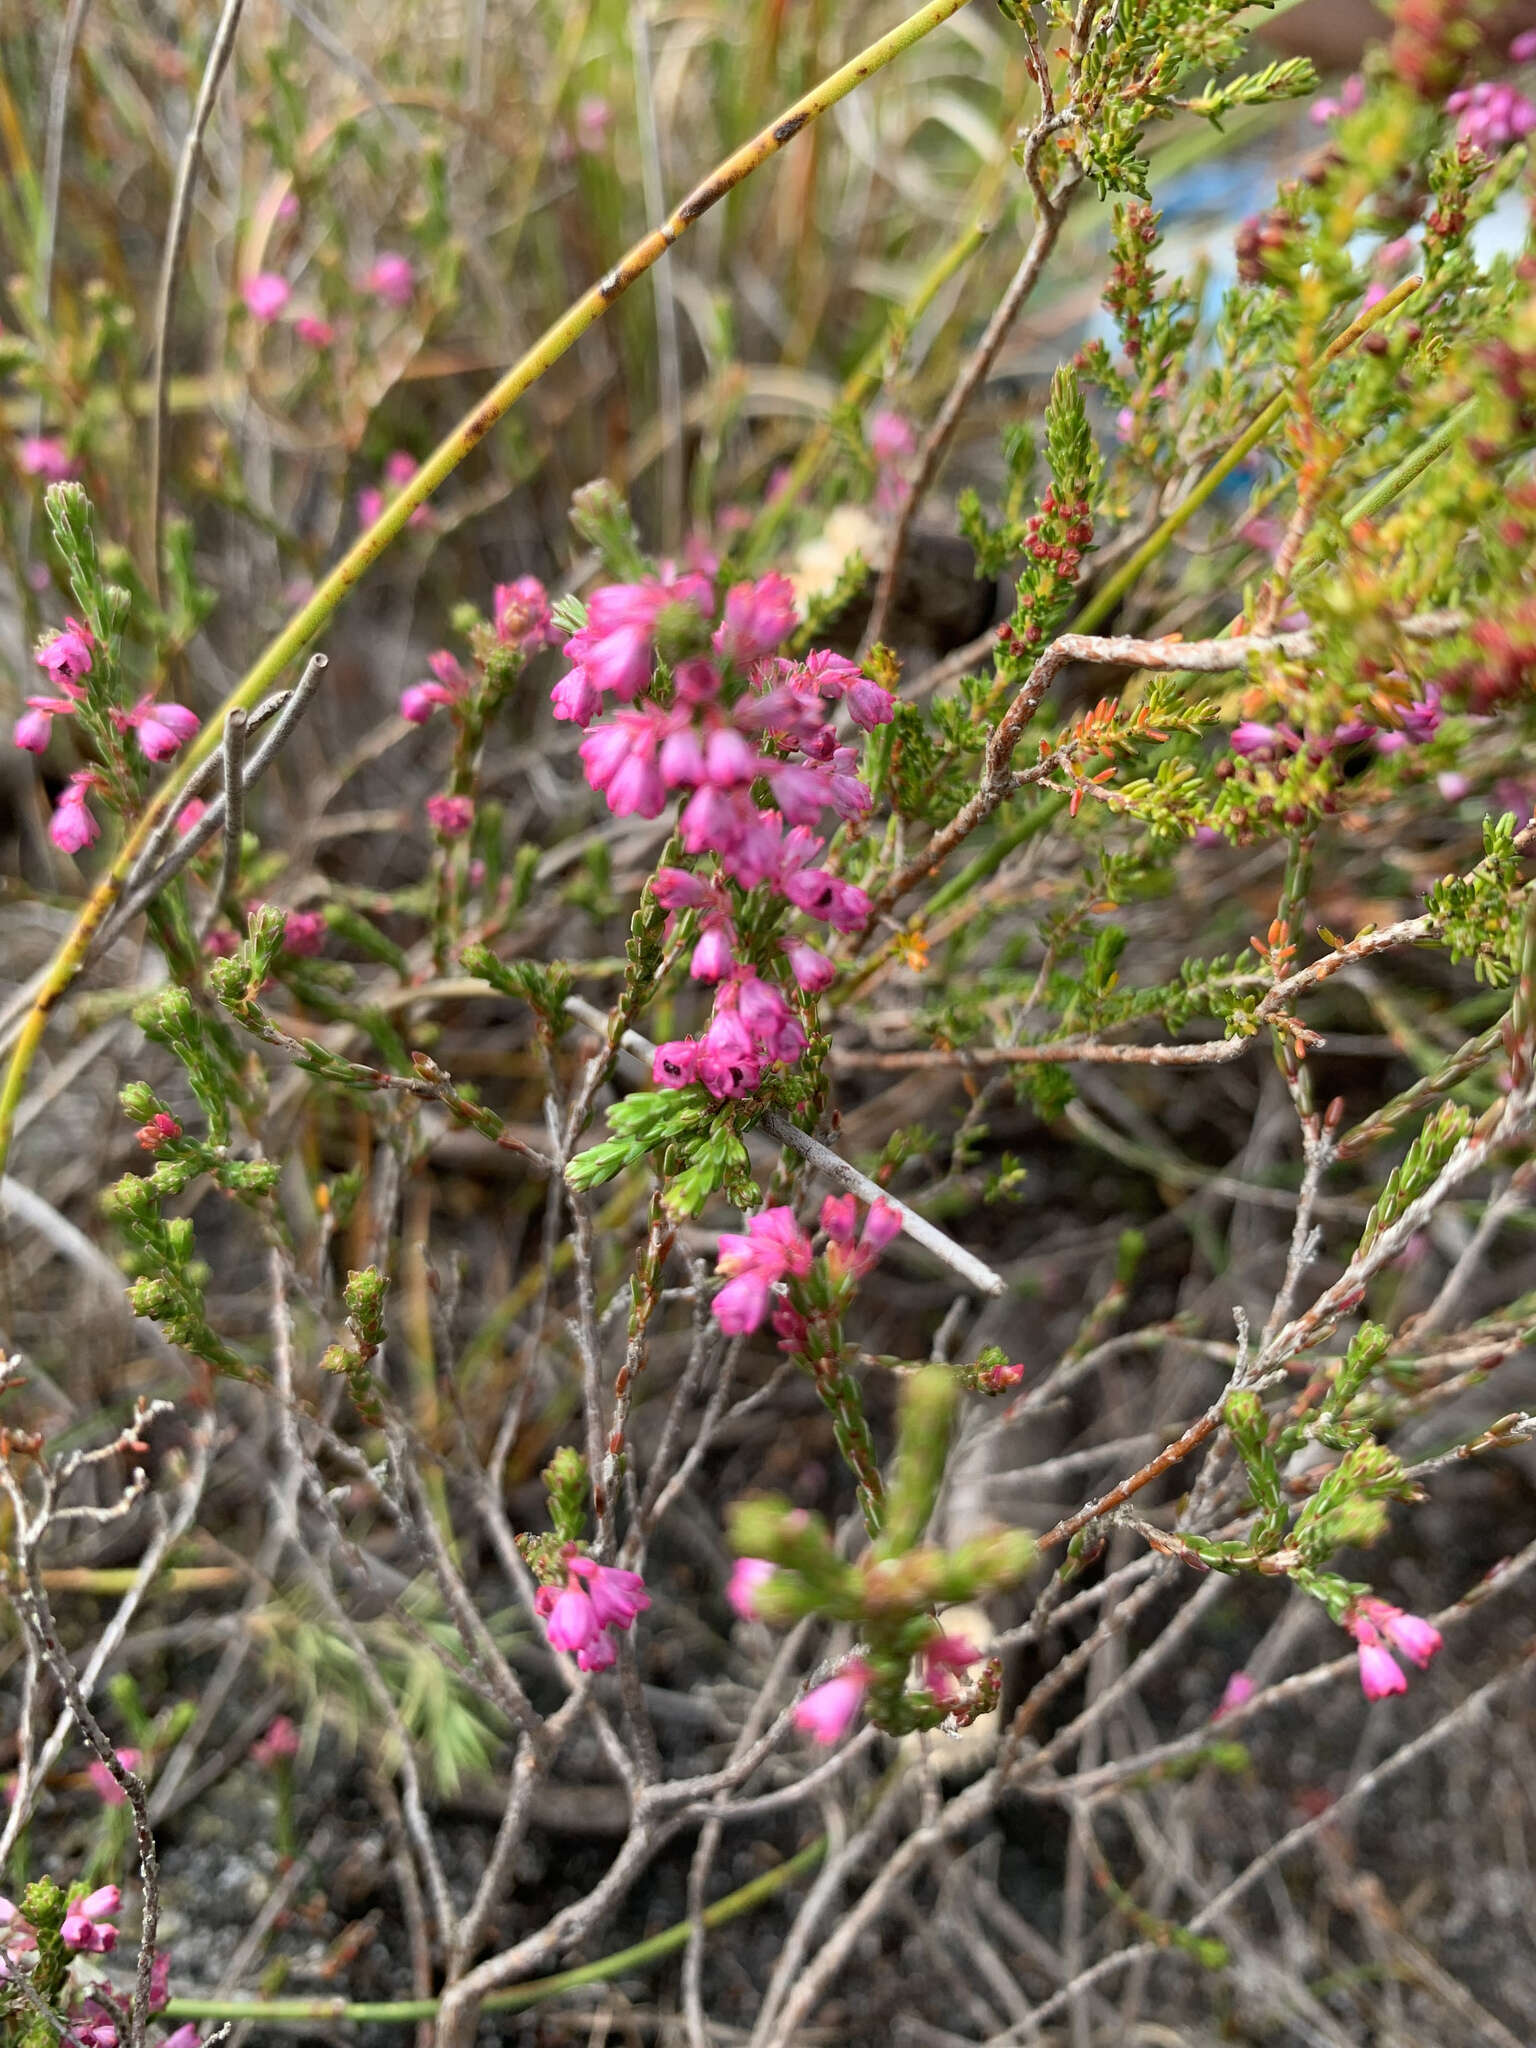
4;0;1536;2041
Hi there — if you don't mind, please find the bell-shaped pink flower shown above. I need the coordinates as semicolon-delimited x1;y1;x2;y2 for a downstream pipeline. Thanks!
576;1629;617;1673
36;618;94;684
14;707;54;752
847;677;893;730
545;1585;601;1655
652;1038;700;1088
133;699;200;762
726;1557;775;1620
242;272;291;322
551;668;603;725
51;772;103;854
782;935;835;992
426;793;474;836
366;251;415;306
1356;1638;1407;1700
18;436;79;482
792;1660;872;1744
573;1559;650;1630
712;1270;772;1334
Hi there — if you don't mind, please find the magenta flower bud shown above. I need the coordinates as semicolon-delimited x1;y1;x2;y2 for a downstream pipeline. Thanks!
821;1193;858;1245
712;1270;771;1334
652;1038;700;1088
770;762;829;828
782;936;835;992
1212;1670;1255;1720
679;783;746;858
581;1562;650;1630
36;618;94;684
1514;27;1536;59
726;1557;775;1620
713;574;798;663
366;251;415;306
61;1913;93;1951
426;793;474;836
792;1661;872;1744
135;700;200;762
51;776;101;854
242;272;291;322
583;624;654;701
734;973;790;1042
846;677;893;730
690;922;735;982
659;723;708;787
79;1886;120;1920
550;668;603;725
1356;1639;1407;1699
162;2028;201;2048
920;1633;979;1703
545;1585;600;1654
576;1629;617;1672
702;726;758;788
652;867;710;910
294;314;334;347
251;1714;301;1768
282;910;326;955
400;684;441;724
868;410;915;463
860;1198;902;1254
606;752;667;818
13;707;52;752
748;1206;815;1276
1362;1599;1443;1669
1229;721;1280;756
493;575;555;648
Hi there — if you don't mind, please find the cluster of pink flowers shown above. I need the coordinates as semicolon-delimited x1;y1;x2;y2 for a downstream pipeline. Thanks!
400;579;557;725
710;1195;902;1339
136;1111;182;1152
1229;685;1442;764
1447;77;1536;153
551;568;885;1100
358;450;432;532
15;617;95;753
1347;1596;1442;1700
536;1550;650;1672
17;435;80;482
788;1633;981;1745
251;1714;300;1769
868;409;916;514
0;1884;119;1968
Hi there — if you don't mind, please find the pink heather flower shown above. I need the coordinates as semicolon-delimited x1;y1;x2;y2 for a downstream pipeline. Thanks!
493;576;557;649
36;617;94;684
727;1557;775;1621
176;798;208;836
793;1660;872;1744
1447;79;1536;152
652;866;711;910
242;272;291;322
366;251;415;306
713;574;798;664
697;1011;763;1099
821;1194;857;1247
702;725;759;789
824;1194;902;1278
571;1558;651;1630
576;1629;617;1673
1358;1598;1442;1670
1309;73;1364;125
123;696;200;762
426;793;474;837
51;772;103;854
782;935;835;992
868;410;916;464
136;1112;182;1152
847;676;893;730
13;707;53;752
163;2029;201;2048
575;95;612;152
659;722;708;788
400;650;471;724
1437;771;1470;802
1213;1670;1255;1720
551;668;604;725
978;1357;1024;1392
652;1038;700;1088
356;486;384;528
581;712;668;818
294;314;334;347
712;1270;772;1333
1230;721;1281;756
251;1716;301;1769
782;867;871;932
545;1584;601;1655
282;910;326;955
1514;28;1536;61
384;450;418;488
675;656;721;704
18;435;79;481
86;1749;140;1805
690;920;736;982
1356;1637;1408;1700
920;1633;979;1705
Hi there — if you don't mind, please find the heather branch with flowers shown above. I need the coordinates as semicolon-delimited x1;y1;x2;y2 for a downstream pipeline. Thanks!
6;0;1536;2041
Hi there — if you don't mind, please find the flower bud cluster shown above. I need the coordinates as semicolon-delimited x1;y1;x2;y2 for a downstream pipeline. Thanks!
534;1546;650;1672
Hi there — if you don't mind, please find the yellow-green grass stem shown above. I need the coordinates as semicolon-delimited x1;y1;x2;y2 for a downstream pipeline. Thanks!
161;1834;827;2026
0;0;976;1174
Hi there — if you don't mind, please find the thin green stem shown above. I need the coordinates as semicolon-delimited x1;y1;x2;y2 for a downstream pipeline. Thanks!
161;1834;827;2025
0;0;974;1174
